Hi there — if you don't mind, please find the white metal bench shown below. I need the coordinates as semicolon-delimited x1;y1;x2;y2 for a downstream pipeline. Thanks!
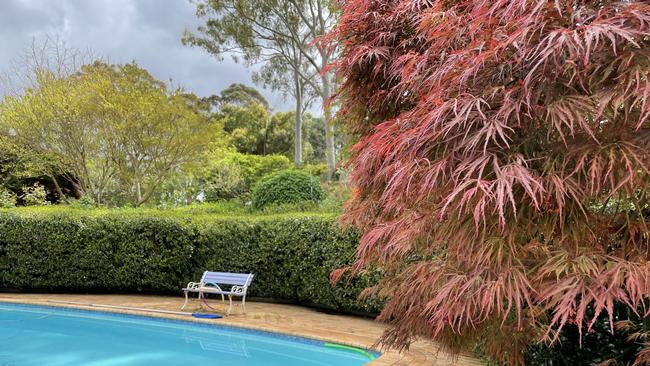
182;271;254;315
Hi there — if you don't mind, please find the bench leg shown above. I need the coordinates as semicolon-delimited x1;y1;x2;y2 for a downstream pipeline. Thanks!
200;291;215;310
242;295;246;313
227;294;233;315
181;291;189;310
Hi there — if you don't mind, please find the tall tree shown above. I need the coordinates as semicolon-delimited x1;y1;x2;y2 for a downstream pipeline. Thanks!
0;61;220;206
1;66;115;203
183;0;338;175
266;111;324;162
333;0;650;364
210;83;270;110
219;102;270;155
0;36;95;97
0;39;98;201
253;42;314;166
288;0;339;177
94;63;221;206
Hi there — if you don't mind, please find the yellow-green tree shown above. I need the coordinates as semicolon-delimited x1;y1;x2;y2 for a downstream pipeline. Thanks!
0;62;221;206
1;68;113;202
0;135;62;200
92;63;222;205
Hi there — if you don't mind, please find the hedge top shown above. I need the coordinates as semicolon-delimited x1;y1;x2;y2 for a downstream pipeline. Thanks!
0;203;338;222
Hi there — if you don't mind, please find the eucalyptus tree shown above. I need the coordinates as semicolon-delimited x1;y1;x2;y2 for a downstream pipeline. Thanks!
253;43;316;166
183;0;338;176
211;83;270;109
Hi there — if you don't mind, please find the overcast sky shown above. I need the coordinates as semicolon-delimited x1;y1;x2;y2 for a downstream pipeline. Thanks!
0;0;293;110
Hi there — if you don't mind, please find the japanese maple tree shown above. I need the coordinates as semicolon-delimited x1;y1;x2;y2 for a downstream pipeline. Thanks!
331;0;650;364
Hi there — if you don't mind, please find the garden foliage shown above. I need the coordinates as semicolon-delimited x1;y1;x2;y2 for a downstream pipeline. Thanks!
0;208;379;314
0;62;220;206
0;188;16;208
332;0;650;364
252;170;326;209
203;152;293;201
20;184;49;206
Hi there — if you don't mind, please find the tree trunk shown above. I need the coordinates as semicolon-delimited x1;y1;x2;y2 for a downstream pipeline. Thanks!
294;69;304;167
136;180;142;205
95;189;102;206
263;116;269;156
48;175;67;203
321;74;336;180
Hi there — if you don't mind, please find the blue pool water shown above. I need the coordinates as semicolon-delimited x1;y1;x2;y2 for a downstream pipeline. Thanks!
0;303;377;366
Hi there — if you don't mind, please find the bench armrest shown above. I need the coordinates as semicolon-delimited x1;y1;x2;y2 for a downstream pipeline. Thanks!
231;285;247;295
185;282;201;290
199;282;224;293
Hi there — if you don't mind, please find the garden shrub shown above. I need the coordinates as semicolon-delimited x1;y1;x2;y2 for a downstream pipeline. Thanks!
203;152;292;201
0;208;381;314
523;304;644;366
20;184;49;206
70;195;96;209
0;188;16;208
301;163;328;179
252;170;326;209
222;152;292;192
203;160;246;201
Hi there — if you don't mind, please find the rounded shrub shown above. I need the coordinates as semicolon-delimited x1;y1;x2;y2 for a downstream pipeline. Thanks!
252;170;326;209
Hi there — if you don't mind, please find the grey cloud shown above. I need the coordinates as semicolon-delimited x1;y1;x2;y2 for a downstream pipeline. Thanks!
0;0;293;110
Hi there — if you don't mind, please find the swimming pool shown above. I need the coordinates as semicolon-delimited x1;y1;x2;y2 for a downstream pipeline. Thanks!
0;303;378;365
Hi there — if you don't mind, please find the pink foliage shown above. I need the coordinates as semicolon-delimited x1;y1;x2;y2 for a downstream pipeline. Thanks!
331;0;650;363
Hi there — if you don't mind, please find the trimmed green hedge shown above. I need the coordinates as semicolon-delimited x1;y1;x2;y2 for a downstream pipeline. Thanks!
0;208;381;314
